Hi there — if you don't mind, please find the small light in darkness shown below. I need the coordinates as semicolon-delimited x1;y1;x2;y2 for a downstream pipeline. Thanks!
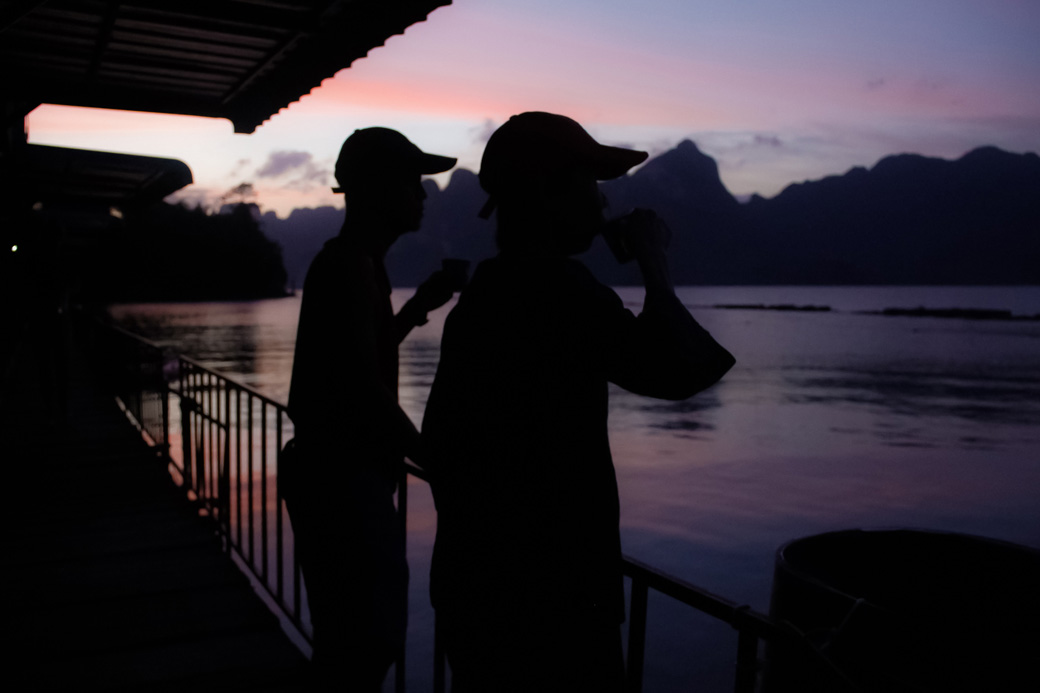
10;245;17;253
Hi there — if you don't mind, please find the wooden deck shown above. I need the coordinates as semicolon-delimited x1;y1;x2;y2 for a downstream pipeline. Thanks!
1;332;308;691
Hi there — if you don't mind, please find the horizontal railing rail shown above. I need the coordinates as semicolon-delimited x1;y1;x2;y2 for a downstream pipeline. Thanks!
99;322;817;693
622;555;784;693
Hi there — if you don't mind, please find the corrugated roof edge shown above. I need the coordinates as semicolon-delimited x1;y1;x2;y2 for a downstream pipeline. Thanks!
227;1;453;133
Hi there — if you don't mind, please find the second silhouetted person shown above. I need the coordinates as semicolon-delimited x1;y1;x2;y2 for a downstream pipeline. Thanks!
422;112;736;692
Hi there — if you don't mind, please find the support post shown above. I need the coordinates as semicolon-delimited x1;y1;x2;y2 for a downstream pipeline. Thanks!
627;578;649;693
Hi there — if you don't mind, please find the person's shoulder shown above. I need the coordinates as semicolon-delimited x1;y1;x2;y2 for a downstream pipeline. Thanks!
307;236;342;270
454;257;506;308
303;237;374;293
560;258;619;300
560;257;600;283
470;256;500;278
314;237;374;273
463;254;618;307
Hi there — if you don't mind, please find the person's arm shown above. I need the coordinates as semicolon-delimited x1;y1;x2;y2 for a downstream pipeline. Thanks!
393;270;456;344
608;210;735;399
347;290;424;463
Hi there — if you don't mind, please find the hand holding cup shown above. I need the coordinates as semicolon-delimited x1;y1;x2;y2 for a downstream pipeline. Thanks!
602;208;671;264
411;259;469;314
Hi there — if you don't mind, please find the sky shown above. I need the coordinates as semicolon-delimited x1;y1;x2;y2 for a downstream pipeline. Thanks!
26;0;1040;218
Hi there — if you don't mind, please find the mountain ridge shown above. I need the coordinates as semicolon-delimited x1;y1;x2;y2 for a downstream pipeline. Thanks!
261;144;1040;287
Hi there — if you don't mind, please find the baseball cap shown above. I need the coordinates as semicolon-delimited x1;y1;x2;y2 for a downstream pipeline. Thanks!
477;112;648;217
333;127;456;193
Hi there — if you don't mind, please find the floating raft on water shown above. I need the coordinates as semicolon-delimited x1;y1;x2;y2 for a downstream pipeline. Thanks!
712;304;832;312
869;307;1040;321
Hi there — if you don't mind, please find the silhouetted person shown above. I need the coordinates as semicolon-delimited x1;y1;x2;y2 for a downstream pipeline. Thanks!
285;127;457;691
421;112;736;692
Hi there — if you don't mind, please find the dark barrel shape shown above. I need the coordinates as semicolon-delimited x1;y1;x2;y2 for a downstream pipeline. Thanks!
763;529;1040;693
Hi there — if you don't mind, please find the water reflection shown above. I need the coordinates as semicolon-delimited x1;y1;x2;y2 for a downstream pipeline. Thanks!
787;369;1039;419
106;288;1040;693
779;366;1040;451
109;299;297;401
400;340;442;388
118;316;259;377
627;389;722;435
400;338;442;424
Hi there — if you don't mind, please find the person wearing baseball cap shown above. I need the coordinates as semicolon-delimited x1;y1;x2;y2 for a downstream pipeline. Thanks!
332;126;457;193
422;112;735;692
476;111;647;217
285;127;457;691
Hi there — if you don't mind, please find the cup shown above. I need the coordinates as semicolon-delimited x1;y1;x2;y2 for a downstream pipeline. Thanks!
603;209;666;264
602;211;638;264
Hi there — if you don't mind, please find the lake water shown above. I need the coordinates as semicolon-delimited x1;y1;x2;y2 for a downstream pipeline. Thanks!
109;285;1040;692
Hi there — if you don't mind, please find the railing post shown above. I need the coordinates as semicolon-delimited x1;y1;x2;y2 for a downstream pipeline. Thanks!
195;370;207;500
135;340;145;430
236;388;244;550
220;381;231;538
207;371;215;503
433;614;446;693
248;393;255;564
626;577;649;693
261;400;269;580
179;360;193;492
160;351;170;456
276;408;284;603
734;621;759;693
395;461;409;693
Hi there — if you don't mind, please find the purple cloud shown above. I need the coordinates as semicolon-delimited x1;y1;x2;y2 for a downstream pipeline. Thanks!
753;134;783;148
254;150;330;189
257;150;316;178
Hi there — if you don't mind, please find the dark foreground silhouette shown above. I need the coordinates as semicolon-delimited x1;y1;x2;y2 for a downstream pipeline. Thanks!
422;112;735;692
284;127;458;691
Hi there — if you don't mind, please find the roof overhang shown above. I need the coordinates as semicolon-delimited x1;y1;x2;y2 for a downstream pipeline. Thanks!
17;143;193;210
2;0;452;133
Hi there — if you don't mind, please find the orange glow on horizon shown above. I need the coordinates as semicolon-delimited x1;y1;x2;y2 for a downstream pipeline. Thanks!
28;104;231;137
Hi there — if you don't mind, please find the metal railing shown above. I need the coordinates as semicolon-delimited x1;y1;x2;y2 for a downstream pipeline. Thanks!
176;356;306;639
102;324;169;451
622;556;785;693
100;321;810;693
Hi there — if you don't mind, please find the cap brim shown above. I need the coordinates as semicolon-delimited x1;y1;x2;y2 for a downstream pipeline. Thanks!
591;146;648;180
419;153;457;175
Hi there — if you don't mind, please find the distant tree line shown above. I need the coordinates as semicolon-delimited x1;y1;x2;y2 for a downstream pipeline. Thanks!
90;202;288;302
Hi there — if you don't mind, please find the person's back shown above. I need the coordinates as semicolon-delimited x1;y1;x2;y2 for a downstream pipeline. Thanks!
289;234;400;470
425;254;628;625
